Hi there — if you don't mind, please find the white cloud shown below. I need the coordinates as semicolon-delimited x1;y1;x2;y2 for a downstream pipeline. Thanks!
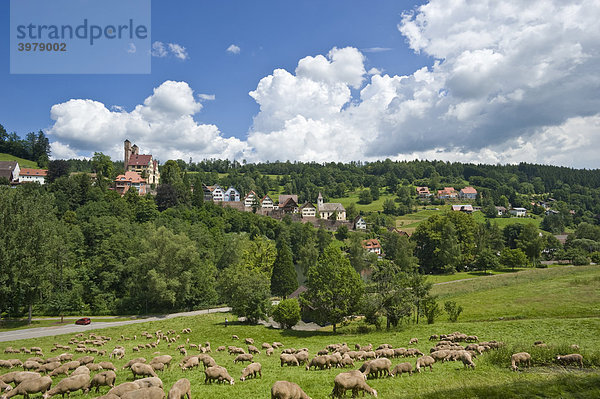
198;94;216;101
362;47;392;53
152;41;189;60
47;81;247;161
151;41;167;57
168;43;189;60
226;44;241;54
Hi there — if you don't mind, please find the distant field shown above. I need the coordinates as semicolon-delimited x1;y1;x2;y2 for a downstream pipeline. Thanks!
329;190;396;212
0;153;38;168
472;211;542;228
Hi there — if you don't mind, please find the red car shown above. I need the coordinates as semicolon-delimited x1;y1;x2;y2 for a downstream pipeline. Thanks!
75;317;91;325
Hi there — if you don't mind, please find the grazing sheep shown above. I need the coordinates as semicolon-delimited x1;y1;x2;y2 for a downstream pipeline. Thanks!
332;370;377;398
327;353;343;368
131;363;158;379
180;357;199;371
248;345;260;354
0;361;12;370
266;348;274;356
98;361;116;371
272;342;284;348
0;379;12;392
234;354;254;364
271;381;311;399
430;350;451;363
409;338;419;345
121;387;165;399
556;354;584;368
110;348;125;359
84;370;117;393
134;377;163;389
123;358;146;370
228;347;246;355
244;338;254;345
77;356;94;365
465;336;479;343
1;376;52;399
70;365;90;376
393;348;407;358
168;378;191;399
460;352;476;369
262;343;273;350
390;362;413;377
22;361;41;371
232;335;239;340
360;358;392;379
204;366;234;385
42;373;89;398
416;356;435;372
95;395;119;399
306;356;330;371
405;348;424;357
6;361;21;369
240;362;262;381
294;351;309;366
48;365;70;377
280;354;299;367
3;372;41;385
429;335;439;341
86;363;102;372
108;382;140;397
510;352;531;371
151;355;173;368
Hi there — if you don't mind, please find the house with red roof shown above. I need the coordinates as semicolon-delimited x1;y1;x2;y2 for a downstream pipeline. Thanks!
18;168;47;185
416;186;432;198
362;238;383;256
124;140;160;185
459;186;478;200
114;171;147;195
437;187;457;199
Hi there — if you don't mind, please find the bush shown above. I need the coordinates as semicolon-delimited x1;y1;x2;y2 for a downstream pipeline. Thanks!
573;254;590;266
272;298;301;329
591;252;600;264
444;300;463;322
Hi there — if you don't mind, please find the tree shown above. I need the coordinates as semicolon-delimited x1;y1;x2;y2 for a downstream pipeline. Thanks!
474;248;500;274
335;224;349;241
155;184;179;211
358;189;373;205
500;248;528;271
47;160;70;183
370;186;380;201
444;300;463;322
412;214;461;274
302;245;364;332
369;260;413;328
272;298;301;329
91;152;114;181
516;223;544;266
219;265;271;324
270;235;298;298
383;198;396;215
420;296;441;324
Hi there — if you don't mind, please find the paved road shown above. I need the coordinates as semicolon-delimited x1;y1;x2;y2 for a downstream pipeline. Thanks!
0;307;231;343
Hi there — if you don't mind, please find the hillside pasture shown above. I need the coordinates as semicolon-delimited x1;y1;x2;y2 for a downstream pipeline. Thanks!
0;153;38;168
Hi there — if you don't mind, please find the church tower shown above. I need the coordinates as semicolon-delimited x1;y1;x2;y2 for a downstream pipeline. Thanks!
317;192;323;209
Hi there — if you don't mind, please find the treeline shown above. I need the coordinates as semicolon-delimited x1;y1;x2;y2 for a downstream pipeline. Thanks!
0;124;50;167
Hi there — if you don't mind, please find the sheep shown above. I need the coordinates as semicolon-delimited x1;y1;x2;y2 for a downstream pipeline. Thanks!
131;362;158;379
510;352;531;371
332;370;377;398
1;376;52;399
6;361;21;369
151;355;173;368
70;365;90;376
180;357;199;371
121;387;166;399
108;382;140;397
22;361;41;371
204;366;234;385
232;335;239;340
305;356;330;371
272;342;284;348
405;348;424;357
459;352;476;369
77;355;94;365
197;355;217;369
262;343;273;349
244;338;254;345
360;358;392;379
86;363;102;372
429;335;439;341
123;358;146;370
228;347;245;355
94;395;120;399
42;373;89;398
430;350;451;363
98;361;116;371
390;362;413;377
340;356;355;368
409;338;419;345
556;354;584;368
393;348;407;358
63;361;80;370
84;370;117;393
266;348;274;356
58;354;73;362
134;377;163;389
168;378;191;399
0;379;12;392
109;348;125;359
48;365;70;377
240;362;262;381
294;351;310;366
179;348;187;356
234;354;254;364
2;372;41;385
0;361;12;370
280;354;299;367
416;356;435;372
327;353;343;368
248;345;260;354
271;380;311;399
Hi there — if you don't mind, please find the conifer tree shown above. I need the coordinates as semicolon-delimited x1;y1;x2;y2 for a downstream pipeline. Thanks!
270;234;298;298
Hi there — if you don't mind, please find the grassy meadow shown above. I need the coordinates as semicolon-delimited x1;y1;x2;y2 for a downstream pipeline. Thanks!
0;153;38;168
1;266;598;398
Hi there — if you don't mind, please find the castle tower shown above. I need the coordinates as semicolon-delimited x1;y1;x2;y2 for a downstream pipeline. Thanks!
132;144;139;156
317;192;323;209
124;139;131;166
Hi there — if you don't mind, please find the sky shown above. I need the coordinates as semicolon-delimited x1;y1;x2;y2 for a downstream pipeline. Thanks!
1;0;600;168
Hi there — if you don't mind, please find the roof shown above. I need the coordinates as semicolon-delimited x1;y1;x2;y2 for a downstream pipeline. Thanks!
261;194;273;203
460;186;477;194
416;186;430;192
127;154;153;166
279;194;298;205
452;205;473;212
244;190;257;200
391;228;411;236
319;203;346;212
353;215;365;223
0;161;18;171
362;239;381;249
300;202;316;210
495;206;507;211
226;186;239;193
512;207;527;211
289;285;307;299
115;171;145;184
0;170;13;180
19;168;47;177
280;197;298;208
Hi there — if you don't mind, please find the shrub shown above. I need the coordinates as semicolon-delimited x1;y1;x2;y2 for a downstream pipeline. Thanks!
444;300;463;322
573;254;590;266
272;298;301;329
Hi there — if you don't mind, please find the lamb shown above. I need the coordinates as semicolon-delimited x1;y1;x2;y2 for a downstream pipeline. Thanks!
0;376;52;399
409;338;419;345
110;348;125;359
240;362;262;381
271;381;311;399
204;366;234;385
416;356;435;372
510;352;531;371
459;352;476;369
108;382;140;397
360;358;392;379
234;354;254;364
123;358;146;370
280;354;299;367
390;362;413;377
121;387;166;399
134;377;163;389
131;362;158;379
305;356;330;371
84;370;117;393
556;354;584;368
42;373;89;398
168;378;191;399
332;370;377;398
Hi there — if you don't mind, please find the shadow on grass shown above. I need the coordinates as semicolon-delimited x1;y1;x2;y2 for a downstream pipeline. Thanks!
420;372;600;399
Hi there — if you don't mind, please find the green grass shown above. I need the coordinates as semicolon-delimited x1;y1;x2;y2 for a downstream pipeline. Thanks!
426;268;530;284
1;266;598;398
472;211;542;229
0;153;38;168
329;191;397;213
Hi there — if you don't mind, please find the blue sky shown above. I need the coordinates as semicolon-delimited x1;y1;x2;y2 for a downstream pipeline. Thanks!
1;0;599;168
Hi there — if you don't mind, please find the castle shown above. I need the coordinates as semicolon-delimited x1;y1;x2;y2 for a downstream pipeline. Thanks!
124;140;160;185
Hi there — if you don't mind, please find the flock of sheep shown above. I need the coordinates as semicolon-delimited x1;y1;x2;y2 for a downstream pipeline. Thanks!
0;328;586;399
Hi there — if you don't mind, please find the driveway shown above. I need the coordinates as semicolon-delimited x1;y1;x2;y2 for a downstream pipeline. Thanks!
0;307;231;343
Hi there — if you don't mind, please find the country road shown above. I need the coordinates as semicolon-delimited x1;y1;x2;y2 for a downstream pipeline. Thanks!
0;307;231;343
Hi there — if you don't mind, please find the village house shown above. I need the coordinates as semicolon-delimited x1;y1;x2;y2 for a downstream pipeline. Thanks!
300;202;317;218
244;191;258;208
452;204;474;213
279;197;299;214
416;186;432;198
459;186;478;200
18;168;47;184
203;184;225;201
353;215;367;230
114;171;147;195
124;140;160;185
510;207;527;217
0;161;20;183
437;187;457;199
317;192;346;221
224;186;240;202
496;206;507;216
261;195;274;210
362;238;383;256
